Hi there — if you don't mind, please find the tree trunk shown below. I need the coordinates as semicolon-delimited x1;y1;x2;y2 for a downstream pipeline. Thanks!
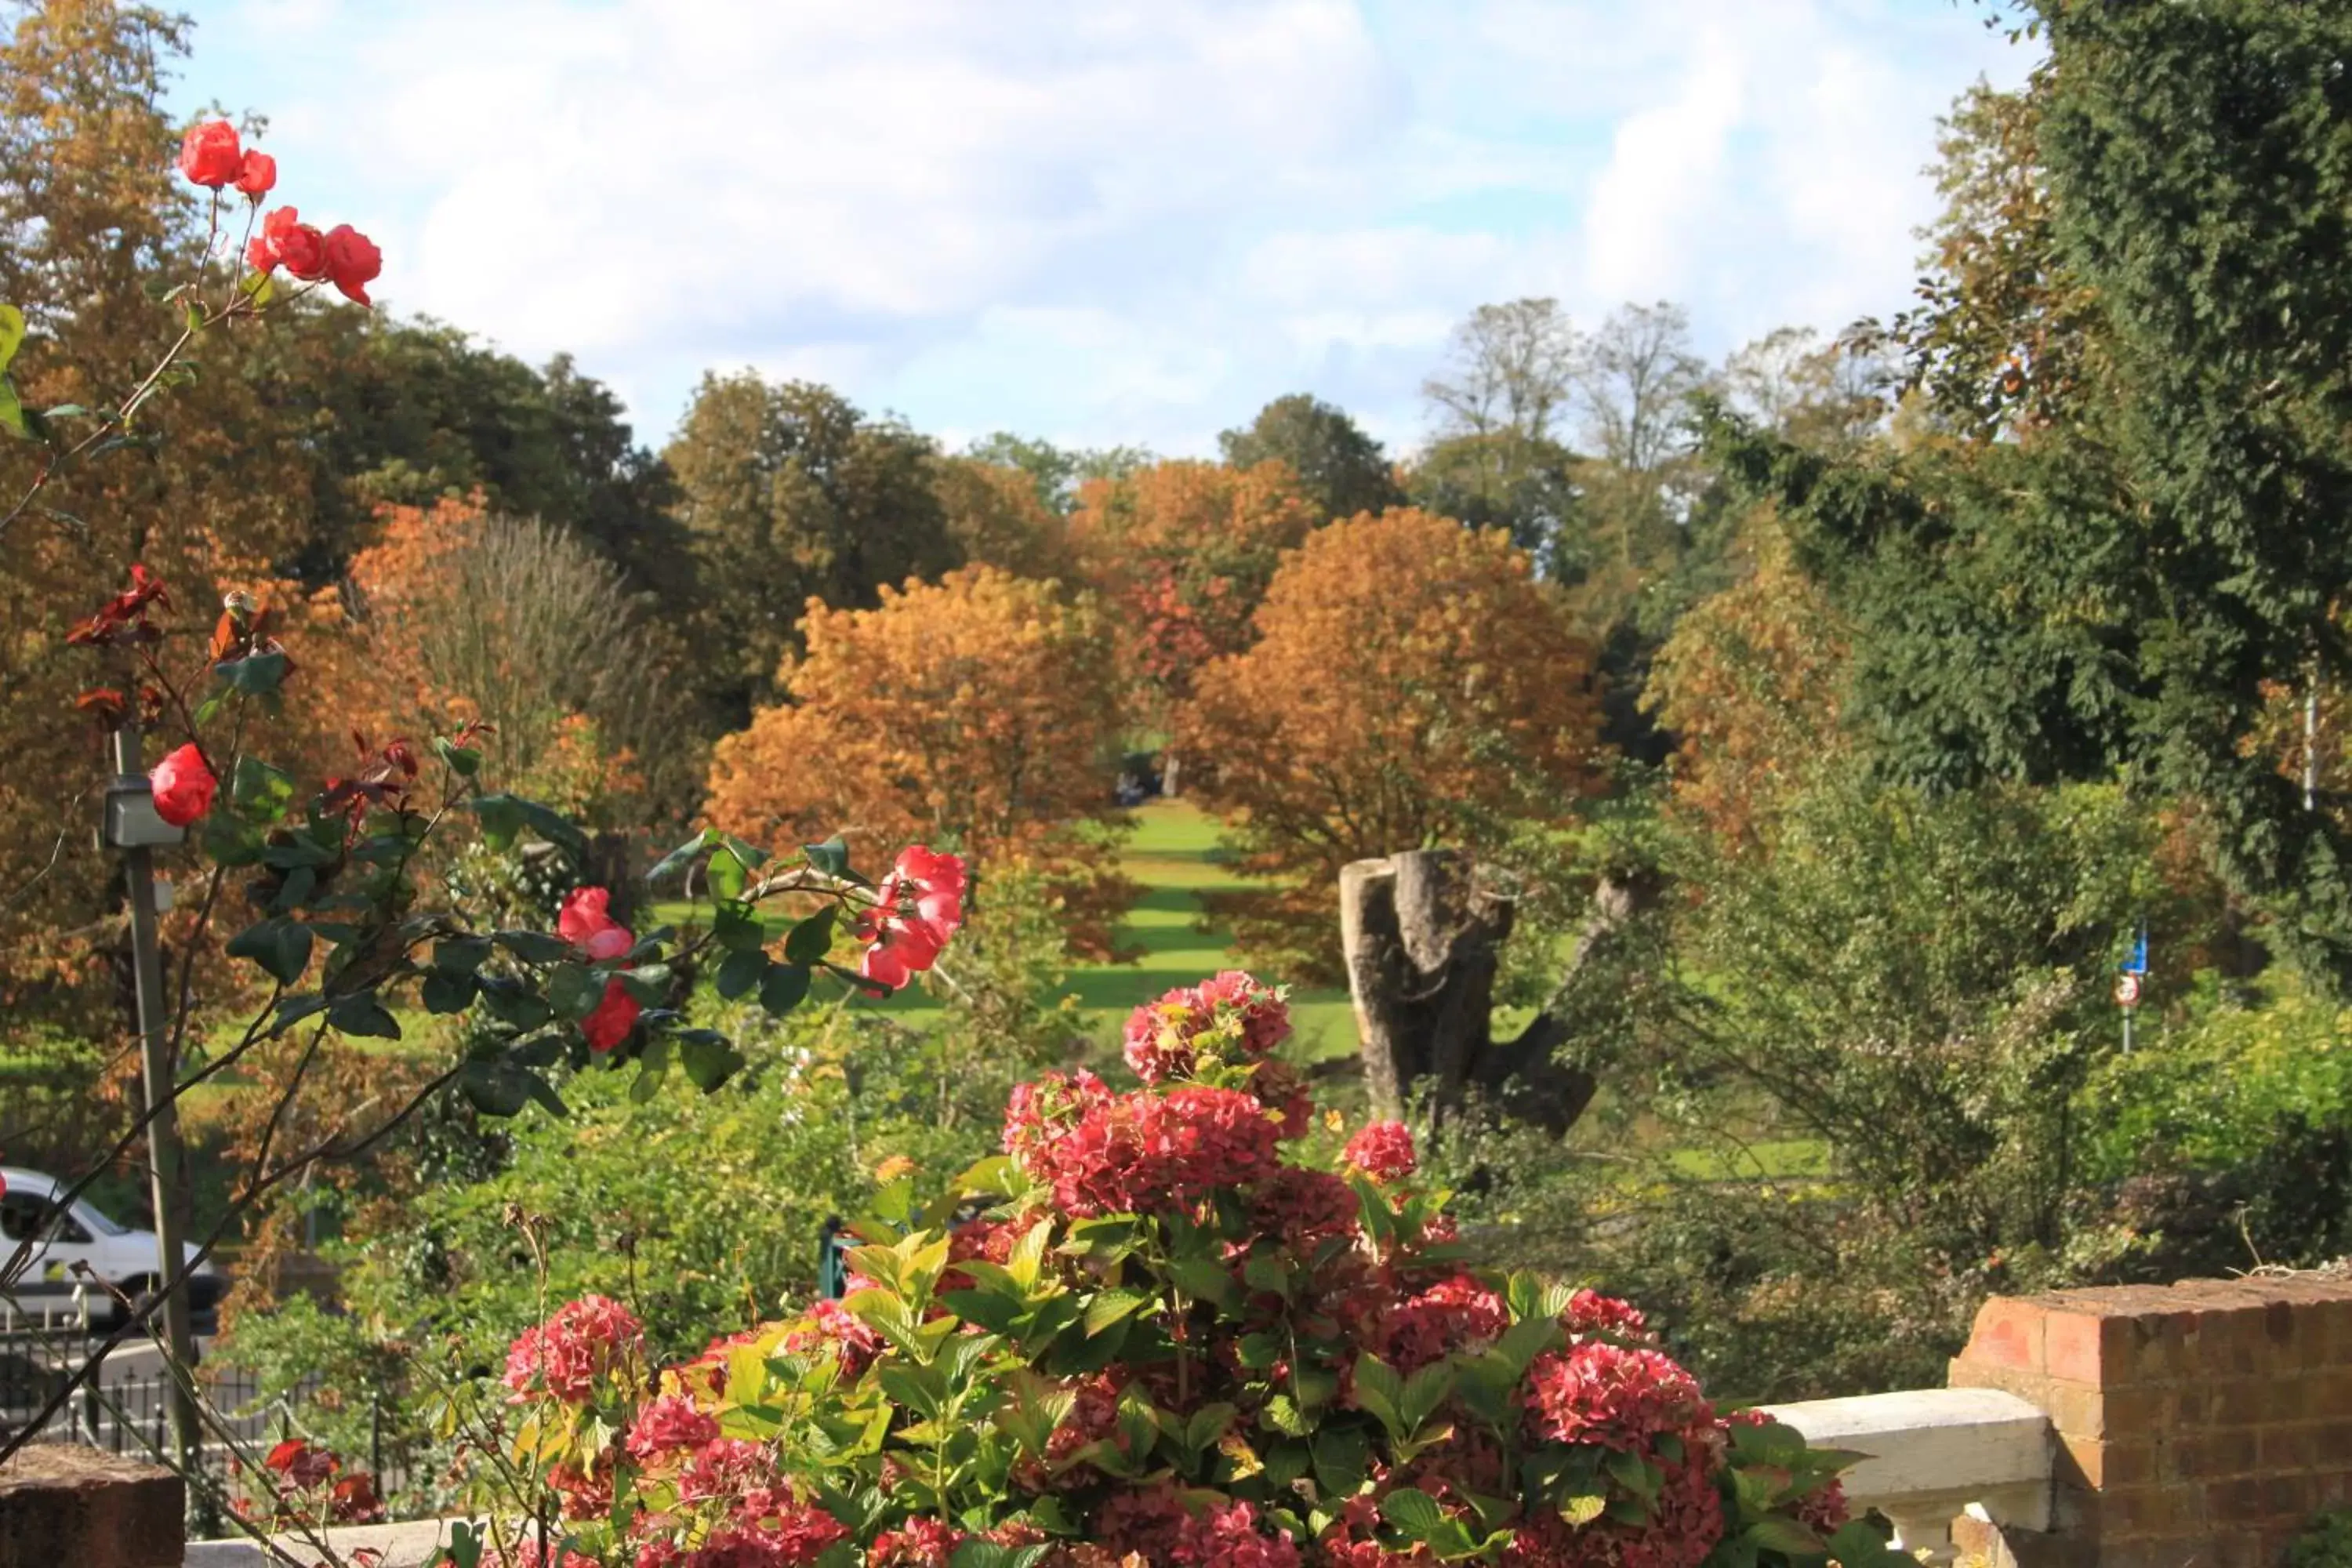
1342;848;1642;1137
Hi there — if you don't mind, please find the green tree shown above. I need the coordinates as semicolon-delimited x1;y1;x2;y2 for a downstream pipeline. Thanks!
245;314;687;594
1217;392;1403;522
668;373;960;718
963;430;1152;514
1715;0;2352;983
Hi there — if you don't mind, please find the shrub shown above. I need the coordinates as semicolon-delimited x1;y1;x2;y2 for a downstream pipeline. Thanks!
468;974;1900;1568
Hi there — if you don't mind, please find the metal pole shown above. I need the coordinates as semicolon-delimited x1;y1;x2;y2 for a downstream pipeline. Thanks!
2306;683;2318;812
108;720;201;1480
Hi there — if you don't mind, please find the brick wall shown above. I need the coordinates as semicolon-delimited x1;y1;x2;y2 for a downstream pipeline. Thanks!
1948;1274;2352;1568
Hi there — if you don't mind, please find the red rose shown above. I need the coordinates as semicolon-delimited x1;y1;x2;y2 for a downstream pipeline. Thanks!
178;121;242;188
252;208;328;280
323;224;382;306
149;742;216;827
580;978;640;1053
234;150;277;198
558;886;634;961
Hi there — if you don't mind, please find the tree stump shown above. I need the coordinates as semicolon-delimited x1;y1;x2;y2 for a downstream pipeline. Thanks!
1340;848;1617;1136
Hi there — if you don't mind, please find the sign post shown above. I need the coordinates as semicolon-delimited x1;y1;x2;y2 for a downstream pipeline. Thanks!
2116;919;2149;1056
102;719;201;1480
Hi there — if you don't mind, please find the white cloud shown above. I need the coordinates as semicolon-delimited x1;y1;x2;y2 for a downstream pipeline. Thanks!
189;0;2035;452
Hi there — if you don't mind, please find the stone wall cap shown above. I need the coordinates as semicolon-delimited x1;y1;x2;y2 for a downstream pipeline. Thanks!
0;1443;176;1491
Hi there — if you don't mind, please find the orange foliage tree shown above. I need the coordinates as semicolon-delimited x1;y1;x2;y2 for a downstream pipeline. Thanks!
1065;459;1320;724
703;566;1135;956
1642;514;1853;850
339;495;681;819
1179;508;1608;975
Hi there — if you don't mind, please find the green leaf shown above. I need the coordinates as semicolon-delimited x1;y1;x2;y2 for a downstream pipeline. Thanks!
648;829;715;885
0;376;27;441
1559;1494;1609;1527
759;961;811;1016
430;735;481;777
0;303;24;375
493;929;573;964
803;834;854;879
1083;1290;1152;1338
1309;1425;1370;1498
458;1058;565;1119
219;650;290;696
617;962;671;1006
226;917;312;986
707;847;747;901
678;1032;745;1092
1381;1486;1446;1543
1182;1402;1236;1454
201;815;264;867
40;404;87;419
1745;1519;1827;1556
420;971;477;1014
326;994;401;1040
784;906;836;965
547;962;601;1022
715;947;768;1000
434;936;492;975
468;794;585;858
477;980;554;1030
230;756;296;823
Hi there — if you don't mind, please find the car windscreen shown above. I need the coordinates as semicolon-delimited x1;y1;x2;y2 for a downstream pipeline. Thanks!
73;1200;132;1236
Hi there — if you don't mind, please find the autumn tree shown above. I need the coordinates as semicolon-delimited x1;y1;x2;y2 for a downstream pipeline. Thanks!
1065;458;1320;745
1643;514;1852;848
932;456;1081;584
345;496;687;819
702;566;1134;955
667;373;960;720
1180;508;1606;975
1217;393;1403;524
0;0;327;1039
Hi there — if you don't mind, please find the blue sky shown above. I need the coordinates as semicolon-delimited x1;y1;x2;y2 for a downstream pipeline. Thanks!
169;0;2037;458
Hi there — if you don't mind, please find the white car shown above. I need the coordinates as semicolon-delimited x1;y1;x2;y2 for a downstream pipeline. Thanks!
0;1167;226;1330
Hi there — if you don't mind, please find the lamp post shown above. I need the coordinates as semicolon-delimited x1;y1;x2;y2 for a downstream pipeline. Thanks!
102;717;201;1479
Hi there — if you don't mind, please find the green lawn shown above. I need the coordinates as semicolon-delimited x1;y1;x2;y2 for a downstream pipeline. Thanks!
654;800;1358;1068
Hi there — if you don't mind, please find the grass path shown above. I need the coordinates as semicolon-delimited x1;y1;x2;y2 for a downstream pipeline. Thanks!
844;800;1356;1067
1072;800;1357;1064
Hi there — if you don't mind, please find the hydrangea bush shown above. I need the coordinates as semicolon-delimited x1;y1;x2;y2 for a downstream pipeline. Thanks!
481;975;1901;1568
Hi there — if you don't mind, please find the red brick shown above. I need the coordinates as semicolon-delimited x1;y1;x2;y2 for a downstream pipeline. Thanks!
2257;1424;2324;1474
2060;1436;2163;1490
2046;1311;2108;1385
2213;1377;2300;1426
2101;1486;2205;1537
2314;1367;2352;1411
2174;1428;2260;1479
1966;1296;2051;1373
2261;1474;2318;1522
2205;1477;2270;1526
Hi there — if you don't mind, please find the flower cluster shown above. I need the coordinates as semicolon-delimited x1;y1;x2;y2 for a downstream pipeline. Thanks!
501;1293;644;1404
490;967;1870;1568
1004;1071;1283;1218
1121;967;1290;1083
1343;1120;1419;1185
855;844;967;989
179;119;381;305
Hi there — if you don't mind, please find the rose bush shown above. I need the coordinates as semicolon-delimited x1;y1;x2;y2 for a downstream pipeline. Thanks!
480;976;1898;1568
